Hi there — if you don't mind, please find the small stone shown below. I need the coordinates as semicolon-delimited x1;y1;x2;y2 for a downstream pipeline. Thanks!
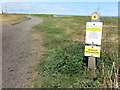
41;53;45;55
10;69;13;72
8;66;11;69
20;52;23;54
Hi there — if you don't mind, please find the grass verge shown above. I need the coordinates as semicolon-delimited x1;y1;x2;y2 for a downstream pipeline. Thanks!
32;14;119;88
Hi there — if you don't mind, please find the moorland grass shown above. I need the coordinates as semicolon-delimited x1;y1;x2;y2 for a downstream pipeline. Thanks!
32;14;119;88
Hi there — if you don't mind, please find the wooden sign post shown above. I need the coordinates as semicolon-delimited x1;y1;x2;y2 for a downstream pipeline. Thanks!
84;12;103;69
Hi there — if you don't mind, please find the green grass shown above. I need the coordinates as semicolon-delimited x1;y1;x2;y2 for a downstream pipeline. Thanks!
33;15;91;49
32;14;119;88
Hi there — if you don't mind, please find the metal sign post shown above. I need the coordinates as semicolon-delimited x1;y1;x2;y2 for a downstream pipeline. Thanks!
84;12;103;69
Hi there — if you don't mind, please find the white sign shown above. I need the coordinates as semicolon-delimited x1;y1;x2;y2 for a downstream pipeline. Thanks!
85;22;103;45
85;46;101;57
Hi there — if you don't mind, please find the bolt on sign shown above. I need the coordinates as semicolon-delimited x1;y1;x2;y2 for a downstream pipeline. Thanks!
85;46;100;57
85;22;103;45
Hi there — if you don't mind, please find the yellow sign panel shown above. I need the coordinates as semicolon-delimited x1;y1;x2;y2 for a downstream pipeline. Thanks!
86;28;102;31
92;14;98;20
85;48;100;55
85;46;101;57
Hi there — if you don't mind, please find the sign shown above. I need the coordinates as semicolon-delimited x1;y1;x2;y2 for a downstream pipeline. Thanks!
85;46;100;57
85;22;103;45
91;12;100;22
92;13;98;20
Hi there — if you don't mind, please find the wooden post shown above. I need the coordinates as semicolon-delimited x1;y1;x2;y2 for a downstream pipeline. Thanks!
88;12;100;69
88;57;96;69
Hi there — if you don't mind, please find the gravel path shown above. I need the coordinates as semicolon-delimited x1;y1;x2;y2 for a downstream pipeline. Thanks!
2;16;43;88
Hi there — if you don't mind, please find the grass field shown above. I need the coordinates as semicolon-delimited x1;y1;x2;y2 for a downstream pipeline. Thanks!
1;14;30;25
32;14;119;88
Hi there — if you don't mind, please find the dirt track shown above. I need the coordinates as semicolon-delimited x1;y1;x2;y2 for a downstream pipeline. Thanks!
2;16;43;88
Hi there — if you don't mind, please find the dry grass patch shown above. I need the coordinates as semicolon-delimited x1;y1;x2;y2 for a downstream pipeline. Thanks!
1;14;30;25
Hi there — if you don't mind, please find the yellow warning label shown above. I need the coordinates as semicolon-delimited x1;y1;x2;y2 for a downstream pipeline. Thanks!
86;28;102;31
92;14;98;20
85;48;100;55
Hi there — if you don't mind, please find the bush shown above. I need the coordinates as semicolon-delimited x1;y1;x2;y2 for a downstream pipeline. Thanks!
39;42;118;88
43;42;86;75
